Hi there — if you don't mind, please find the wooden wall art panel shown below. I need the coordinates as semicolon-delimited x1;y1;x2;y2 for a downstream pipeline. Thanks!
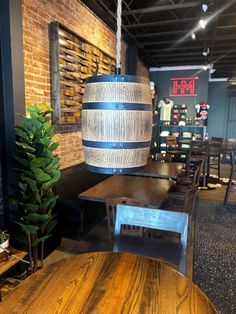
49;22;116;125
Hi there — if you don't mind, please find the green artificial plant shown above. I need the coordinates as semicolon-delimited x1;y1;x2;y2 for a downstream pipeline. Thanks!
11;103;61;272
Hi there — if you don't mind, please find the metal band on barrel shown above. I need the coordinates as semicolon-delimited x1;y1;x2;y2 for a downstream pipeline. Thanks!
85;164;144;174
82;102;152;111
86;74;150;85
82;140;151;149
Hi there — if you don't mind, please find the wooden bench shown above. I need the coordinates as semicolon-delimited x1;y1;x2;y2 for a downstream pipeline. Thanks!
54;163;110;239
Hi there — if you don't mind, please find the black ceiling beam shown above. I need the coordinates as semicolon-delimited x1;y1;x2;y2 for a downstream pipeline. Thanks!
148;42;236;53
142;35;236;46
124;13;236;29
153;56;236;62
125;17;196;29
152;50;236;58
96;0;156;65
134;25;236;39
122;1;201;16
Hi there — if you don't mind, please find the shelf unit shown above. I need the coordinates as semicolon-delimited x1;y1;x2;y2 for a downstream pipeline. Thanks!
158;123;207;153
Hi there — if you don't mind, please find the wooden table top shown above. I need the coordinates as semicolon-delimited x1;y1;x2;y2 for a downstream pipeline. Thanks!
130;161;183;179
79;175;173;207
0;252;217;314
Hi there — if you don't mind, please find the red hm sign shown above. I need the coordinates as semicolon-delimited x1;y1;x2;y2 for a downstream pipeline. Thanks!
170;77;198;96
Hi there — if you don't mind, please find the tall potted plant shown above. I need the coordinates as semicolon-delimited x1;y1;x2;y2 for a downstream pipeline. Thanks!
11;103;61;273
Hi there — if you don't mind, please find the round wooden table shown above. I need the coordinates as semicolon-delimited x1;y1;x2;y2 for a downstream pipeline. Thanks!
1;252;217;313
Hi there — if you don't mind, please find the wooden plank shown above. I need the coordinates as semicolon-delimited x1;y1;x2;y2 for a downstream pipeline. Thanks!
49;22;61;124
0;248;27;276
50;22;115;125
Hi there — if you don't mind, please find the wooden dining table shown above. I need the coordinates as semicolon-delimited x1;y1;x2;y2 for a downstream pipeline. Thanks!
79;175;173;207
0;252;218;313
130;161;183;179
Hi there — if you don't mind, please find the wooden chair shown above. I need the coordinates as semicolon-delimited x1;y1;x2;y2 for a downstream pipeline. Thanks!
161;185;198;215
106;197;148;250
166;136;185;161
224;152;236;205
154;153;172;162
222;138;236;163
210;137;223;145
187;140;208;186
172;161;202;193
113;204;189;274
207;142;222;179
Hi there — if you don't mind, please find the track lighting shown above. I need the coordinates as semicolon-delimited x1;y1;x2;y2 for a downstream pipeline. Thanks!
202;48;210;56
199;18;207;29
202;3;208;13
191;32;196;40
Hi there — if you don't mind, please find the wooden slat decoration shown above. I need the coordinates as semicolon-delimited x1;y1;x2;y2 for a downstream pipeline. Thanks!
49;22;116;125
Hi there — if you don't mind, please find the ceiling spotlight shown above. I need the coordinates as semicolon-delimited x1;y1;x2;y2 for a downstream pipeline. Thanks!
210;67;216;74
202;48;210;57
191;32;196;40
228;78;236;85
202;3;208;13
199;18;207;29
202;64;209;71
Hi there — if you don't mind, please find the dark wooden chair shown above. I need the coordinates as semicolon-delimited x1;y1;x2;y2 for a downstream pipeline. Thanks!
224;152;236;206
153;153;172;162
222;138;236;163
106;197;148;250
171;161;201;194
161;185;198;215
166;136;185;161
187;140;208;186
113;204;189;274
207;141;222;179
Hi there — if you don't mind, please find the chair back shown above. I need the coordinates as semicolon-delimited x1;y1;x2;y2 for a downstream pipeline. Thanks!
210;137;223;145
208;143;223;156
155;153;172;162
183;185;198;213
189;140;208;156
192;161;202;187
229;151;236;178
224;151;236;205
166;136;177;148
106;197;147;249
114;204;189;274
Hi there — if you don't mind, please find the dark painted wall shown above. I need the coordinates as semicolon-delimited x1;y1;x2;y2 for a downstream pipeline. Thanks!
208;81;228;138
149;69;209;119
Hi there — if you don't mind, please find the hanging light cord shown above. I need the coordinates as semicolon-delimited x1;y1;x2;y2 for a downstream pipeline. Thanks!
115;0;122;74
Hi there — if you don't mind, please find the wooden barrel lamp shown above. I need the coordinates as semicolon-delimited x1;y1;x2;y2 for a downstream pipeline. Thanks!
82;74;153;174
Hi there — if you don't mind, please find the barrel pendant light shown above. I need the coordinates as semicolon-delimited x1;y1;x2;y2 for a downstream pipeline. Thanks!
81;0;152;174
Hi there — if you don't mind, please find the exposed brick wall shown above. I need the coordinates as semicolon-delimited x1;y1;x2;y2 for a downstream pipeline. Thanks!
22;0;148;169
